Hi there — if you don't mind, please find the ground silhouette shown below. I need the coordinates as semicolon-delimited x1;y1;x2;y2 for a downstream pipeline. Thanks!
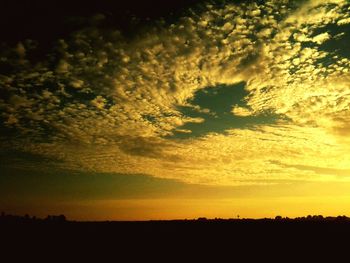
1;212;350;260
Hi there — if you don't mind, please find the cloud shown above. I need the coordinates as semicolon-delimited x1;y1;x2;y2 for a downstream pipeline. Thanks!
272;161;350;178
312;32;331;44
337;17;350;25
90;96;106;109
231;106;253;117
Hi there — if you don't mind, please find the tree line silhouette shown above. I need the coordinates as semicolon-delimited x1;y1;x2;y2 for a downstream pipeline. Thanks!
0;212;66;223
1;211;350;223
2;210;350;259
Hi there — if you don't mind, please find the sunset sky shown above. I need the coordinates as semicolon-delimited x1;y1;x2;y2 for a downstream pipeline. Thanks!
1;0;350;221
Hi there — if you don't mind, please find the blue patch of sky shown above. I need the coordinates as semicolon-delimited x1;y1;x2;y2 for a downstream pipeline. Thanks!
315;22;350;60
288;21;350;76
171;82;284;139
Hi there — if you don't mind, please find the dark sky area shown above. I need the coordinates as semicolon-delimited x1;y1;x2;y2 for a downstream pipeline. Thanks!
1;0;206;44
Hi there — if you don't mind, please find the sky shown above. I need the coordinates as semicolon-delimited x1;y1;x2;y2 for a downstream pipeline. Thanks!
1;0;350;221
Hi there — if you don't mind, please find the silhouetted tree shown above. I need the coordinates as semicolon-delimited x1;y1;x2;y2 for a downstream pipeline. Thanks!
45;214;66;222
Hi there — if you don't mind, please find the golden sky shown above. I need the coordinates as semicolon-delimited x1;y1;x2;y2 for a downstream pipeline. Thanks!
1;0;350;220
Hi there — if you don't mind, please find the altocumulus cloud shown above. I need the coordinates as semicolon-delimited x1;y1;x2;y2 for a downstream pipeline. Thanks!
1;0;350;185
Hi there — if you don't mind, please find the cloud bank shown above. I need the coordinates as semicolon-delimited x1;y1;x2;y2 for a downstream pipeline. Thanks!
1;0;350;185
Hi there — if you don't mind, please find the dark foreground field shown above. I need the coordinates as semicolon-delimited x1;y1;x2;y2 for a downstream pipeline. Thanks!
1;215;349;260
